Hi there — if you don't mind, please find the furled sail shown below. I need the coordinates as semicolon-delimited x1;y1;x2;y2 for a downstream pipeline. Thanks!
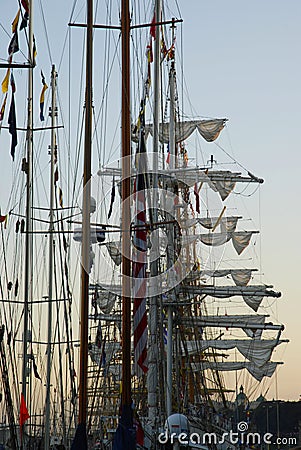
89;342;121;367
132;118;227;144
94;289;117;314
106;241;122;266
181;285;281;311
180;314;269;338
192;361;281;382
198;269;255;286
182;230;258;254
184;339;286;367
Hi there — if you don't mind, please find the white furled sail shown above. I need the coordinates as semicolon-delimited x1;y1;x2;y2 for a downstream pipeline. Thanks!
132;118;227;144
184;339;286;367
192;361;281;382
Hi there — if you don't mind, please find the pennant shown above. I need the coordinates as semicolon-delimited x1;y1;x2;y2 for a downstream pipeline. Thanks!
2;69;10;94
8;93;17;160
58;187;63;208
10;73;16;94
108;177;115;219
194;182;200;214
8;31;19;55
134;415;144;447
146;40;153;64
12;10;21;34
33;36;37;64
21;0;29;13
150;13;156;39
166;143;170;164
29;354;41;381
0;215;8;224
20;11;29;30
19;393;30;427
20;1;29;30
14;278;19;297
39;71;48;121
54;168;59;184
0;95;8;121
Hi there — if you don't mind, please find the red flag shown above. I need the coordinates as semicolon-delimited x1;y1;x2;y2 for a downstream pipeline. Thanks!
150;13;156;39
0;215;7;223
19;393;30;427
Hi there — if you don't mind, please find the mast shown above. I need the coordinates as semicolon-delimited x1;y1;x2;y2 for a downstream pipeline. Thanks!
166;35;176;417
44;64;57;450
21;0;34;430
148;0;161;427
78;0;93;428
121;0;132;408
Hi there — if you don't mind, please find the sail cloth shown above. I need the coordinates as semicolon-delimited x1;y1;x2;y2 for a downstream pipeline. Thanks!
89;342;120;367
180;314;266;338
182;285;281;311
198;269;254;286
132;119;227;144
182;230;257;255
192;361;280;382
106;241;122;266
94;289;117;314
184;339;285;367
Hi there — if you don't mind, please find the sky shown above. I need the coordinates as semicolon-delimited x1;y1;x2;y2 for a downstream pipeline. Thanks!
0;1;301;403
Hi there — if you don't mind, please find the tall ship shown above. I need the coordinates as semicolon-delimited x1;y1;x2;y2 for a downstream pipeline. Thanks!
0;1;288;449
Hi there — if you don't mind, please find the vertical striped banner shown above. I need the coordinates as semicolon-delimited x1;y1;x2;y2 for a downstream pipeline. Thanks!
132;133;148;375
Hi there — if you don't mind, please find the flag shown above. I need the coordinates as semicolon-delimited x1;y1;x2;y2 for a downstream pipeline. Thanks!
33;35;37;64
10;73;16;93
150;13;156;39
134;414;144;447
71;423;87;450
2;69;10;94
58;187;63;208
0;215;7;224
19;393;30;427
39;71;48;121
8;31;19;55
8;93;17;160
20;0;29;30
21;0;29;13
108;177;115;219
20;11;29;30
166;143;170;164
194;182;200;213
0;95;7;121
12;10;20;33
133;130;148;375
113;404;136;450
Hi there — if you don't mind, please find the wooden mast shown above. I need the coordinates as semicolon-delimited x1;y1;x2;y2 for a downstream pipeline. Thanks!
78;0;93;427
121;0;132;408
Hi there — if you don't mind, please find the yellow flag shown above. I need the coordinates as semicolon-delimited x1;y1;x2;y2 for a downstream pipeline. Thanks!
12;9;20;33
1;68;10;94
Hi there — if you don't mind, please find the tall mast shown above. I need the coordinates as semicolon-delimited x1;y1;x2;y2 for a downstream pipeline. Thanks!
148;0;161;428
121;0;132;408
44;64;57;450
78;0;93;427
166;44;176;419
21;0;34;419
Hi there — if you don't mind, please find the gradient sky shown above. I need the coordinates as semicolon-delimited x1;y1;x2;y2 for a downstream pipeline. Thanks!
1;1;300;402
